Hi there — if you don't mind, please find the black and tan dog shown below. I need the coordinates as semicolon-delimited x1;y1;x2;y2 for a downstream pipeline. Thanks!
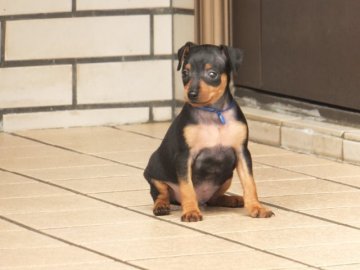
144;42;274;222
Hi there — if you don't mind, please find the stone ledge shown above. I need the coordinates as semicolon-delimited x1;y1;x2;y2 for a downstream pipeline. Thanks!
242;106;360;165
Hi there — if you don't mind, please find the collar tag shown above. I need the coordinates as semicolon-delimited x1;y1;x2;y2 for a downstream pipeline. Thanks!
193;100;236;125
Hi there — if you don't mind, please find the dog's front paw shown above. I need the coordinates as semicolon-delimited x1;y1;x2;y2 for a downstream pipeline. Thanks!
247;204;274;218
153;201;170;216
181;210;203;222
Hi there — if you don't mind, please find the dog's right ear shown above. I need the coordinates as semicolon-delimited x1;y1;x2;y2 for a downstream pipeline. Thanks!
177;42;195;71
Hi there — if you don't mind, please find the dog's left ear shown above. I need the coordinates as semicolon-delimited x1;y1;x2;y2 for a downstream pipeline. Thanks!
177;42;195;71
220;45;244;73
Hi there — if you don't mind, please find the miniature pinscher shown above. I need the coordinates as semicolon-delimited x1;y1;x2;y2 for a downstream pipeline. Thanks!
144;42;274;222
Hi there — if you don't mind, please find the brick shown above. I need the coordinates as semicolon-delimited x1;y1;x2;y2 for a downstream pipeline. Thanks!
313;134;343;160
0;0;71;16
76;0;170;10
6;16;150;60
0;65;72;108
153;107;172;121
243;107;300;125
284;118;354;137
281;126;314;153
173;14;195;53
172;0;194;9
2;108;149;131
154;15;172;55
343;139;360;165
77;60;172;104
281;127;343;159
247;120;281;146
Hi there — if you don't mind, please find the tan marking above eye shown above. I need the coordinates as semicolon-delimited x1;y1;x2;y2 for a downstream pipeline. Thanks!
205;63;213;70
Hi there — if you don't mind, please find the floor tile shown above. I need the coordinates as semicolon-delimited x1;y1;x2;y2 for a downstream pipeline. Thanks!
325;264;360;270
0;229;66;249
254;153;335;168
0;262;139;270
221;225;360;249
0;154;109;171
0;219;24;232
89;235;248;261
129;250;305;270
22;163;142;181
97;150;153;164
265;192;360;211
44;220;199;244
252;167;314;182
0;133;39;147
93;190;152;207
0;144;72;160
0;246;110;268
326;176;360;187
230;178;353;198
0;182;69;199
0;170;33;185
303;207;360;226
118;122;169;139
5;207;149;230
52;176;148;194
291;163;360;178
0;195;107;214
249;142;299;156
271;243;360;268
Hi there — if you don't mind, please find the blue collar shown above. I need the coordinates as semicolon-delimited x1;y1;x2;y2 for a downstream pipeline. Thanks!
193;100;236;125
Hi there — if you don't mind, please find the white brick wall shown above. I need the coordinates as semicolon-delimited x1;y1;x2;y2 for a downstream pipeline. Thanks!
6;16;150;60
0;0;195;131
77;60;172;104
0;65;72;108
0;0;71;16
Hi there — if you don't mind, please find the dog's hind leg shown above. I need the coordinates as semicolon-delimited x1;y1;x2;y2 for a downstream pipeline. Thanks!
207;178;244;208
151;179;171;216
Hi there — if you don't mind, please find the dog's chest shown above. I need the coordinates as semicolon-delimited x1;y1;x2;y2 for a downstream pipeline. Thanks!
184;120;247;151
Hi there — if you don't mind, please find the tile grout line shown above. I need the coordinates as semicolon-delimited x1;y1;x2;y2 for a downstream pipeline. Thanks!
8;132;144;171
0;214;148;270
0;167;323;270
7;130;360;230
253;160;360;190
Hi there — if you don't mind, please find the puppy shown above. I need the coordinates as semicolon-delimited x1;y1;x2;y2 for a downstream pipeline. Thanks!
144;42;274;222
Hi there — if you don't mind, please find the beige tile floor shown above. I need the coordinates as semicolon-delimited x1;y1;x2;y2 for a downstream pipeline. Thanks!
0;122;359;270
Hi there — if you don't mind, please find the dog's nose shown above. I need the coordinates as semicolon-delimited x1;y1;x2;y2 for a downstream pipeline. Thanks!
188;90;198;100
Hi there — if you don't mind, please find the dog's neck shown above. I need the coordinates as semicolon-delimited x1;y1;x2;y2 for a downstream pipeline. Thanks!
204;88;233;111
191;88;235;125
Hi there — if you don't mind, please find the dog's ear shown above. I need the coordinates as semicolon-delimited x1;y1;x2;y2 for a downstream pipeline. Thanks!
177;42;195;71
220;45;244;73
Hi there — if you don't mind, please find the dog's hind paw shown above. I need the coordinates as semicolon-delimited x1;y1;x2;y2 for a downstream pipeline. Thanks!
153;201;170;216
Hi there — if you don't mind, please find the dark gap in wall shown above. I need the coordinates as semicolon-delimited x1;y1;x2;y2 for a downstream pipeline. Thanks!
0;8;194;21
72;63;77;106
150;14;154;55
72;0;77;13
0;100;174;115
2;54;174;68
0;20;5;66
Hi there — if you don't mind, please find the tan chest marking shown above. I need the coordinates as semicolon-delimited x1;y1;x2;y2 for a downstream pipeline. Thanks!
184;121;247;152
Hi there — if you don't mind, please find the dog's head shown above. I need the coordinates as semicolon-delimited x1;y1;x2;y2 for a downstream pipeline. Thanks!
177;42;243;106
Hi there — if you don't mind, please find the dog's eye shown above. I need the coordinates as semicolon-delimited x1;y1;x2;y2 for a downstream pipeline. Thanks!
208;71;218;79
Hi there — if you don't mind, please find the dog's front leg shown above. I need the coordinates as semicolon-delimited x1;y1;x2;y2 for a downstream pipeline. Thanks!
177;154;203;222
236;147;274;218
